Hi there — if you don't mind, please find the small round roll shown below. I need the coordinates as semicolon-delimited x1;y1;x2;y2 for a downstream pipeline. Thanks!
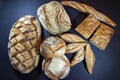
40;36;66;58
42;55;70;80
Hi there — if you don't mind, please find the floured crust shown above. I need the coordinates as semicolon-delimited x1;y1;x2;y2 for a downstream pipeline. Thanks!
61;1;117;27
70;47;85;67
37;1;71;35
75;14;100;39
40;36;66;58
85;43;95;74
60;33;86;43
42;55;70;80
66;42;86;54
8;15;41;73
90;23;114;50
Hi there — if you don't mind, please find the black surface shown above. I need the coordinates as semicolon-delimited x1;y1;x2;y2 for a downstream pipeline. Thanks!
0;0;120;80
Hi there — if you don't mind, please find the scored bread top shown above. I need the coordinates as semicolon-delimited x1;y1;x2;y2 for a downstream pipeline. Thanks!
8;15;41;73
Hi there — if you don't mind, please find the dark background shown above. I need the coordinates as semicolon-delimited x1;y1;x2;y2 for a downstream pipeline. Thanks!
0;0;120;80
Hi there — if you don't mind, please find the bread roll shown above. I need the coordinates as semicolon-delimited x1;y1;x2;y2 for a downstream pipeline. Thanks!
40;36;66;58
61;1;117;27
8;15;41;73
42;55;70;80
90;23;114;50
37;1;71;35
60;33;86;43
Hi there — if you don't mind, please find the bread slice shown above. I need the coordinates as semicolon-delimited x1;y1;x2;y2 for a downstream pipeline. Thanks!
90;23;114;50
75;15;100;39
85;43;95;74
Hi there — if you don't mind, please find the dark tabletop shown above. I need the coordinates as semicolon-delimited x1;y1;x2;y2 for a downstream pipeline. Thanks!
0;0;120;80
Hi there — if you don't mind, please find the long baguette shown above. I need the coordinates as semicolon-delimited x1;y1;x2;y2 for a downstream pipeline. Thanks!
61;1;117;27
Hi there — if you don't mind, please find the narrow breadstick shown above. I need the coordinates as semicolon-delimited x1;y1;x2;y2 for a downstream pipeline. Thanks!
61;1;117;27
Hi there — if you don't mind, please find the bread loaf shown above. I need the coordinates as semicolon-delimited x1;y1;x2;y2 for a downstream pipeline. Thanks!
90;23;114;50
61;1;117;27
40;36;66;58
8;15;41;73
42;55;70;80
75;15;100;39
60;33;86;43
85;44;95;74
37;1;71;35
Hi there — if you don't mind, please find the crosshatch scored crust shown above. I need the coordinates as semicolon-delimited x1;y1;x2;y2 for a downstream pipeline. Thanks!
8;15;41;73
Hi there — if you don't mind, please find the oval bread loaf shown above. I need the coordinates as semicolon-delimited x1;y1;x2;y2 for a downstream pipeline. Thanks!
40;36;66;58
37;1;71;35
8;15;41;73
42;55;70;80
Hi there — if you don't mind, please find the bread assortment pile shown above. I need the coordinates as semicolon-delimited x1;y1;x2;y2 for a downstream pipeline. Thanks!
8;0;117;80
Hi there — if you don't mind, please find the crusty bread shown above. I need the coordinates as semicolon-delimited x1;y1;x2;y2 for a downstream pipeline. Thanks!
60;33;86;43
37;1;71;35
85;43;95;74
90;23;114;50
8;15;41;73
61;1;117;27
75;14;100;39
70;47;85;67
66;42;86;54
42;55;70;80
40;36;66;58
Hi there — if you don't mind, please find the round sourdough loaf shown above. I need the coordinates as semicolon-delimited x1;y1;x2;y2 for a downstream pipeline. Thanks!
8;15;41;73
37;1;71;35
42;55;70;80
40;36;66;58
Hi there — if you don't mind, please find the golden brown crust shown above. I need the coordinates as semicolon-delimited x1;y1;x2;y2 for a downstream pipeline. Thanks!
42;55;70;80
8;15;41;73
37;1;71;35
66;42;86;54
60;33;86;43
85;43;95;74
61;1;117;27
90;23;114;50
70;47;85;67
40;36;66;58
75;14;100;39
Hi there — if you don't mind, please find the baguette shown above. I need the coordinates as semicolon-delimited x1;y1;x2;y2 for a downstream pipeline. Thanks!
61;1;117;27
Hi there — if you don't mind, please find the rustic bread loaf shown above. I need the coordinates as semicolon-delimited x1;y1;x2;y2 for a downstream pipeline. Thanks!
40;36;66;58
42;55;70;80
66;42;86;54
61;1;117;27
85;43;95;74
37;1;71;35
90;23;114;50
75;15;100;39
60;33;86;43
8;15;41;73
